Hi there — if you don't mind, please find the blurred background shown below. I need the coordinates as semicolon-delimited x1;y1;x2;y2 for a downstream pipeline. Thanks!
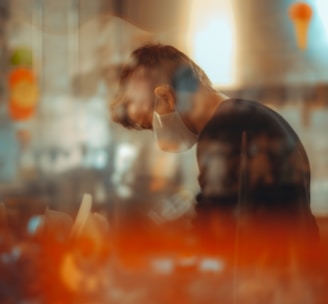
0;0;328;225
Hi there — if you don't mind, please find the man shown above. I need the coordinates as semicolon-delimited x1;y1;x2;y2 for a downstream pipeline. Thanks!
110;43;318;252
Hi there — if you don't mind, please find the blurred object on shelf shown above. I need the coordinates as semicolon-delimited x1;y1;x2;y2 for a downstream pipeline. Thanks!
0;188;73;245
16;128;31;148
106;0;182;32
0;192;47;238
61;194;111;296
70;193;92;239
10;46;33;68
0;119;19;182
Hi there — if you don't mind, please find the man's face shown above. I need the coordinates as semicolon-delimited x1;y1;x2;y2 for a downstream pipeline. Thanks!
123;71;155;129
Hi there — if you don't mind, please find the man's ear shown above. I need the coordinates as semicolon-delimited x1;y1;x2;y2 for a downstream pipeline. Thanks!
154;85;175;114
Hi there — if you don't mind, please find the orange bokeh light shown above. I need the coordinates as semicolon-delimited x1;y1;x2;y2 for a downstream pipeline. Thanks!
9;68;37;87
9;102;35;120
8;68;39;120
289;2;313;21
288;2;313;49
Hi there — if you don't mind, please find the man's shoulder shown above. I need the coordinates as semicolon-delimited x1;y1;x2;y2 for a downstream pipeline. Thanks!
218;98;272;113
213;98;287;123
202;97;298;140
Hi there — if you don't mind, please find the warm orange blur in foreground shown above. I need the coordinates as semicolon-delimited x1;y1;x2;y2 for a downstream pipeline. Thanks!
1;215;327;303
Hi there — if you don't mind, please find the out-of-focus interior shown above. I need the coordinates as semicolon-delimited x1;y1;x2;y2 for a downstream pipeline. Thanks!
1;0;328;302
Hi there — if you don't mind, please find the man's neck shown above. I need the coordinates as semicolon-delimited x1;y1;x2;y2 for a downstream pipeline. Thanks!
188;88;229;134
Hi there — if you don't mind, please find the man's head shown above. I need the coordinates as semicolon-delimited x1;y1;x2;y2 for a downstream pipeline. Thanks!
110;43;213;131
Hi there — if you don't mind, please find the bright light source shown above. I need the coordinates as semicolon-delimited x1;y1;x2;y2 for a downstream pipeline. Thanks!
186;0;237;87
315;0;328;39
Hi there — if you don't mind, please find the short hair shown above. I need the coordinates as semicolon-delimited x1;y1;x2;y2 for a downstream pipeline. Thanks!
110;43;213;129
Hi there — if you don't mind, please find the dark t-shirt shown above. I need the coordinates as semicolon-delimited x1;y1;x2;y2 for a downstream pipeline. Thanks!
195;98;317;236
